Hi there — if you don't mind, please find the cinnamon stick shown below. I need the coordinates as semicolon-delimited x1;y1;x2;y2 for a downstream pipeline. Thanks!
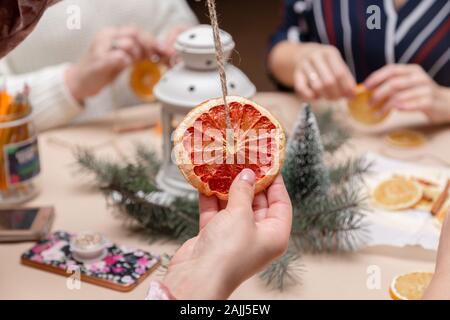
113;122;155;134
431;179;450;216
413;177;439;187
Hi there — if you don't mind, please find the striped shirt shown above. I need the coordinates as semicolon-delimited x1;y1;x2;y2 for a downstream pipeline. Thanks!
270;0;450;86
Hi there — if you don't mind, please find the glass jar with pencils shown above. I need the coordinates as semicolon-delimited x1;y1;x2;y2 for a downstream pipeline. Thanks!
0;88;41;205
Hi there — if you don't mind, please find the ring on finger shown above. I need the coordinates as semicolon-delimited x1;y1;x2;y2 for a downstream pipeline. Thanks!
307;71;320;84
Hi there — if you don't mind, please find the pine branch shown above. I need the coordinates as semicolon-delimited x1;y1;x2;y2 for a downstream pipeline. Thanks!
315;109;351;154
75;146;199;242
75;148;124;187
134;143;161;179
291;186;368;253
329;157;372;186
260;249;303;290
76;145;157;195
107;188;198;242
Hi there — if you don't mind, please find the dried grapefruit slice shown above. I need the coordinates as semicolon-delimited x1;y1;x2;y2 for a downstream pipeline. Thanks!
390;272;433;300
372;177;423;211
173;96;286;200
130;60;162;101
347;84;390;125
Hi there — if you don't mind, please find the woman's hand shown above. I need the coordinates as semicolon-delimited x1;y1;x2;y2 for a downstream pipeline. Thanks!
293;44;356;101
423;210;450;299
64;25;188;103
65;26;159;103
364;64;450;123
162;170;293;299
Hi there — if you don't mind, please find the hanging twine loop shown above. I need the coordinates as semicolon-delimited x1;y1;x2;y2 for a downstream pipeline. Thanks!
206;0;232;134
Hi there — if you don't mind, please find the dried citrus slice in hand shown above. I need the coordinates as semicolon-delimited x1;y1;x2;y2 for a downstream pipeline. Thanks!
347;84;390;125
130;60;162;101
372;177;423;210
390;272;433;300
385;129;427;148
173;96;286;200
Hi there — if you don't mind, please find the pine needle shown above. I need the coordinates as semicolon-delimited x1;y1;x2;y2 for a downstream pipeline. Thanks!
315;108;351;153
329;157;372;186
260;250;303;290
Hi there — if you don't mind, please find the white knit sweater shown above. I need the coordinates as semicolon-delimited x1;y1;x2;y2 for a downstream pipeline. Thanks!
0;0;197;131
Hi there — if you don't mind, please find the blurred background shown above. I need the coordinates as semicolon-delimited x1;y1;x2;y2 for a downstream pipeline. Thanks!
187;0;282;91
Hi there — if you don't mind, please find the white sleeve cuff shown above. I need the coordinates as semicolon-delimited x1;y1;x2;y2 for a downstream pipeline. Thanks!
29;63;84;132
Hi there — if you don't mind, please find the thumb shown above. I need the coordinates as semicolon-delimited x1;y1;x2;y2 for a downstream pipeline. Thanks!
226;169;256;212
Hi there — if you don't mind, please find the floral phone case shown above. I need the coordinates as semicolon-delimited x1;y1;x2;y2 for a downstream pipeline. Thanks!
21;231;160;292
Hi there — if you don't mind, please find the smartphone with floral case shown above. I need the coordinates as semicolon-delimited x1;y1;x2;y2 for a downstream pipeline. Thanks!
21;231;160;292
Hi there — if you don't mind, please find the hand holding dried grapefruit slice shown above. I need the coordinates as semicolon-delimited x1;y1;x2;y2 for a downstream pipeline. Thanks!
390;272;433;300
173;96;286;200
347;84;390;125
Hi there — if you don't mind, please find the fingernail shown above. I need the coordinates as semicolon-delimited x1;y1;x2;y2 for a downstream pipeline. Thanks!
239;169;255;185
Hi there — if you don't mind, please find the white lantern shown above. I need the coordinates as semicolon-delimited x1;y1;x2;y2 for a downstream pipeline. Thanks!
154;24;256;197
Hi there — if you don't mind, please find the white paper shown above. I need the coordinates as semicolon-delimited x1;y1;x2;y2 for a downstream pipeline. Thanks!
360;152;448;251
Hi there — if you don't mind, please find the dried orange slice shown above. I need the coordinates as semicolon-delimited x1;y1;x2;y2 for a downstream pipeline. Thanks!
390;272;433;300
347;84;390;125
130;60;162;101
372;177;423;210
173;96;286;200
385;129;426;148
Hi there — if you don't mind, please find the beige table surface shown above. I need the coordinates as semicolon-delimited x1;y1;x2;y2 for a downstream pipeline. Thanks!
1;92;449;300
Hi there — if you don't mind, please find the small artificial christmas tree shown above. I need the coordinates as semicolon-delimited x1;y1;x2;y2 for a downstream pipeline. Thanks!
262;105;368;289
282;105;330;201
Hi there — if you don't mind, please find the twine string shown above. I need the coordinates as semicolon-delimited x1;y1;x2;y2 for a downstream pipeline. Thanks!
206;0;232;136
